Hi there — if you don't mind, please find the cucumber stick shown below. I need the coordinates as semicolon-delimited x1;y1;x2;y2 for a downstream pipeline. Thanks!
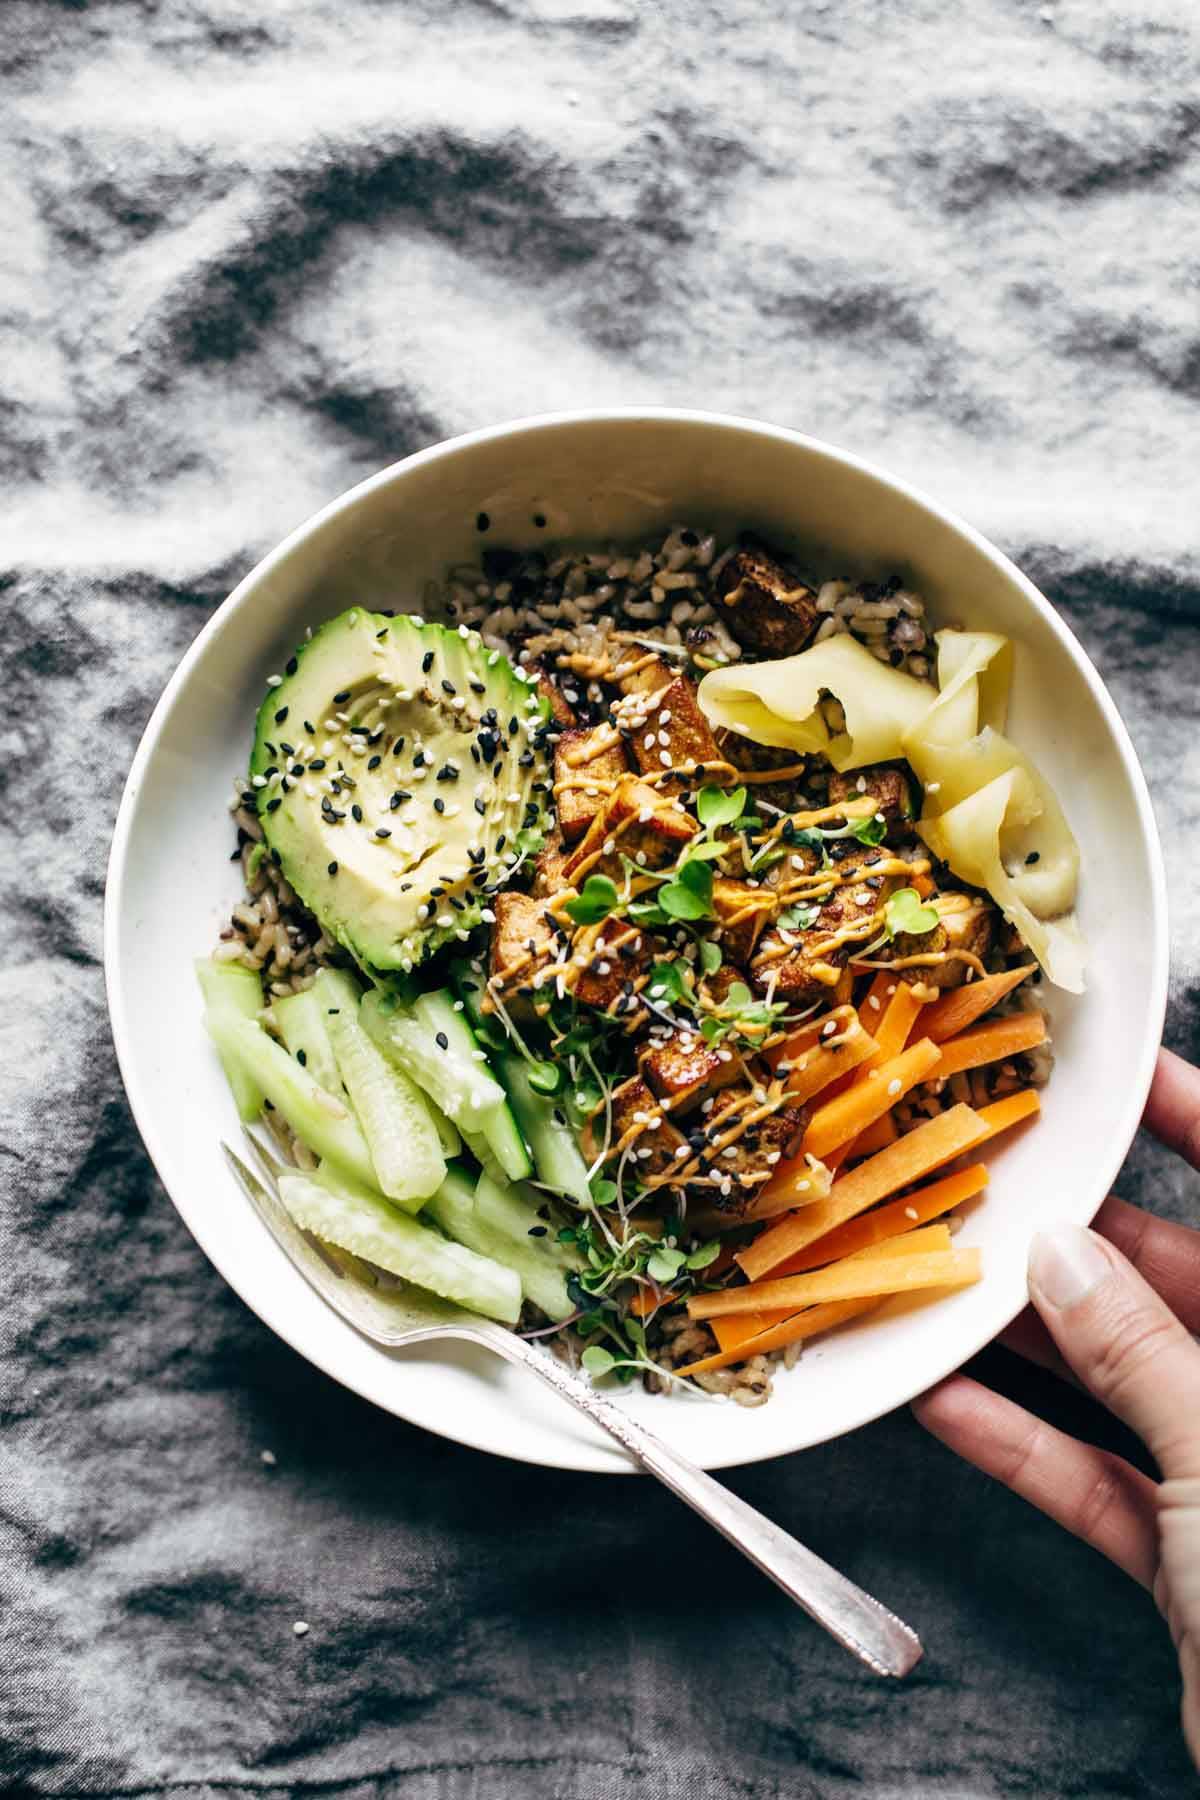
473;1174;582;1277
361;990;503;1125
195;959;266;1121
278;1169;520;1324
315;969;445;1209
426;1166;573;1321
205;1013;377;1188
497;1053;592;1206
415;989;532;1180
273;986;343;1100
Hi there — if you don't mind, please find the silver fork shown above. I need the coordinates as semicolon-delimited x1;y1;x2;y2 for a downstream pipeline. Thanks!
224;1135;923;1678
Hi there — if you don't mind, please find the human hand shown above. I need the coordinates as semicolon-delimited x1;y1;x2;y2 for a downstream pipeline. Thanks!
914;1047;1200;1770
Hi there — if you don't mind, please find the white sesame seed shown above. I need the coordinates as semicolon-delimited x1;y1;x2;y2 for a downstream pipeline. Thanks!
855;776;867;793
603;837;616;854
887;1078;903;1096
644;732;656;750
659;709;672;723
251;774;268;788
765;1151;782;1165
673;1144;689;1158
868;995;881;1009
266;674;283;687
796;1178;811;1192
658;731;670;747
480;907;496;923
293;1621;310;1637
659;750;672;766
437;913;453;928
904;1206;919;1221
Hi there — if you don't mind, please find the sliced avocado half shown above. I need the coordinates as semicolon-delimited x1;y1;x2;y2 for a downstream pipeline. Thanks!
250;609;551;971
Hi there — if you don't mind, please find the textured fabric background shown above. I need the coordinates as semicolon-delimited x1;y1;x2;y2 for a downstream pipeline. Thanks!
4;2;1200;1795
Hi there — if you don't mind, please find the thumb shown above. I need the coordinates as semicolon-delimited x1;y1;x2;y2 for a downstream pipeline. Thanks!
1029;1223;1200;1482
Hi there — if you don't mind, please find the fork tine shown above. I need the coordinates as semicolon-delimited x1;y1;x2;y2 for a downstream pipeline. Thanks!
241;1123;289;1185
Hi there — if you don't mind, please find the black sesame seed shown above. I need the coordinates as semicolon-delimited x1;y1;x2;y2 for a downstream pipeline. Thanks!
533;513;547;528
469;679;486;695
304;719;316;735
475;511;490;532
309;758;326;771
376;628;388;640
290;763;304;777
1025;851;1040;865
296;1048;307;1067
368;754;382;770
435;1031;450;1051
474;797;487;816
429;886;444;898
518;750;534;767
434;797;445;815
281;779;291;794
527;1225;547;1237
413;749;427;767
441;679;456;696
279;742;295;756
436;764;458;783
352;803;363;822
375;827;391;839
508;717;519;734
449;896;464;911
333;689;351;703
392;736;406;755
496;834;506;851
285;657;298;676
266;797;282;813
422;651;435;674
274;707;289;724
681;529;699;547
327;861;339;875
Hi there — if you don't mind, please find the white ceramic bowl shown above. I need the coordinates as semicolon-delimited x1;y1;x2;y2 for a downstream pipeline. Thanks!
105;410;1168;1474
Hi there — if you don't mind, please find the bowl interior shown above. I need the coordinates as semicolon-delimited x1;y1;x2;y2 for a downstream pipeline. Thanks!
107;413;1166;1473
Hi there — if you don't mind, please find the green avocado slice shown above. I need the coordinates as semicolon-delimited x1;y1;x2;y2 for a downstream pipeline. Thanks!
249;608;551;971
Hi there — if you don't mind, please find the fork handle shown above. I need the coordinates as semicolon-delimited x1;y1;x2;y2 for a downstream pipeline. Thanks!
484;1327;923;1678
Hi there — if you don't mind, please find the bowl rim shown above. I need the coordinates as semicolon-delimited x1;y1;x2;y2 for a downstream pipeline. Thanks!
104;406;1170;1473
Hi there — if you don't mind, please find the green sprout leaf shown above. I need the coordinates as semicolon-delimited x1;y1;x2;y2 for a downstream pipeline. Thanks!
696;784;748;829
646;1246;687;1284
659;856;715;921
884;886;940;939
778;903;820;930
725;980;753;1009
581;1345;616;1377
646;961;694;1007
564;874;620;925
850;814;887;847
699;938;723;976
685;1240;721;1272
589;1177;619;1208
528;1061;564;1096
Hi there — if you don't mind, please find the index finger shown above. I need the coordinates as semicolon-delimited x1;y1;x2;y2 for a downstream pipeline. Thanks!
1143;1048;1200;1170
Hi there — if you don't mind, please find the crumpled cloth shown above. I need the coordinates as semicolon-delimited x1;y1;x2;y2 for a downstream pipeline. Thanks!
3;1;1199;1795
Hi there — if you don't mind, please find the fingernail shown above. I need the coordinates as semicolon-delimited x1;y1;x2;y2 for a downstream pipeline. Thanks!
1029;1224;1111;1310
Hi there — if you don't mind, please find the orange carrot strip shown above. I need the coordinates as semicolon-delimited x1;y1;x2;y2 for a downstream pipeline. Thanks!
803;1037;942;1159
847;1110;898;1157
712;1226;958;1341
771;1162;989;1276
778;1016;879;1105
688;1246;982;1320
920;965;1036;1044
737;1103;988;1280
973;1089;1042;1138
934;1011;1046;1078
866;981;926;1065
676;1298;880;1379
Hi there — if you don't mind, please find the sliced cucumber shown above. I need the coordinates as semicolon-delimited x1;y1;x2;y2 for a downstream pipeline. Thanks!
361;989;504;1126
426;1165;573;1321
273;986;344;1100
474;1173;582;1276
426;1099;462;1160
205;1013;377;1187
315;969;444;1210
278;1169;520;1324
497;1052;592;1206
195;959;266;1122
415;990;533;1181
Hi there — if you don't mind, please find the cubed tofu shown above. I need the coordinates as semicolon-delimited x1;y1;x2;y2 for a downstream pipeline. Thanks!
719;730;810;813
712;876;773;967
691;1091;809;1198
585;1076;688;1179
627;674;722;780
572;917;652;1018
562;777;697;885
714;542;819;657
612;652;677;698
828;763;916;843
554;725;631;841
929;893;995;988
530;828;573;898
752;926;848;1004
536;670;577;729
488;891;560;1019
639;1027;743;1113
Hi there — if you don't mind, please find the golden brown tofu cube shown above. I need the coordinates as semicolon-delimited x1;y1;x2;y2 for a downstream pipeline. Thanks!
752;927;848;1004
536;670;577;729
612;652;677;698
639;1027;743;1113
714;543;819;657
554;726;632;842
572;917;651;1016
584;1076;688;1179
692;1092;809;1198
488;891;559;1020
827;763;916;843
530;828;573;899
927;894;995;988
562;778;697;885
627;675;721;780
712;876;773;967
719;730;810;813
